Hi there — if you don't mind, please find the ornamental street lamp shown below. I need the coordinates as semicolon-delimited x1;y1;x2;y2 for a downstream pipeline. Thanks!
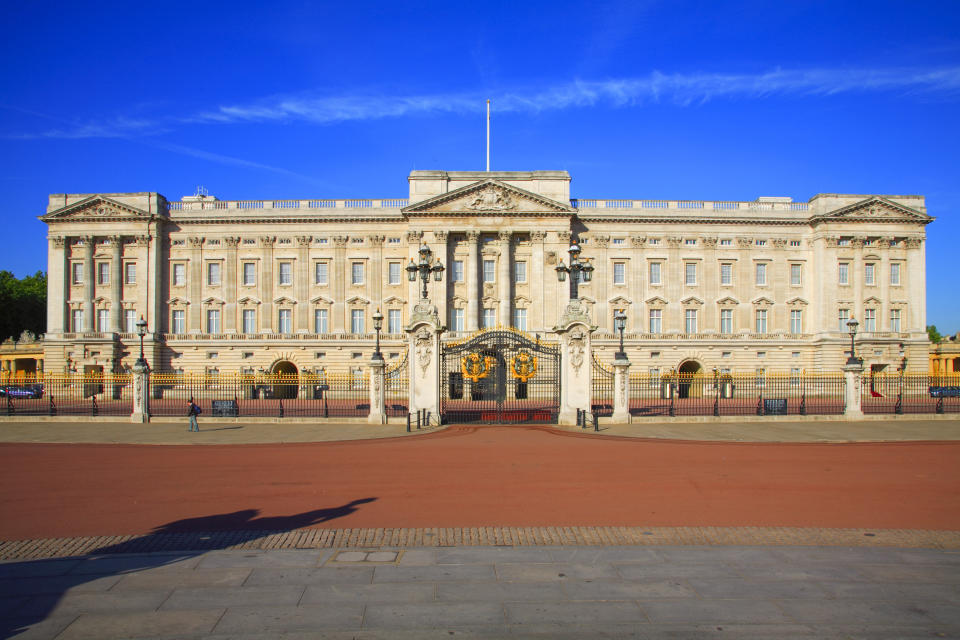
613;310;627;361
554;241;594;300
846;318;860;366
406;244;445;301
895;342;907;415
135;316;149;369
372;308;384;362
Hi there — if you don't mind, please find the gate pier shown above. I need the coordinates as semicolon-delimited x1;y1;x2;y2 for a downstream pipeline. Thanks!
555;300;597;425
405;301;444;423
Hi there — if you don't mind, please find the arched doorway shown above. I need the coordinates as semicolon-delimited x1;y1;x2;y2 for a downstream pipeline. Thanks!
272;360;298;399
677;360;703;399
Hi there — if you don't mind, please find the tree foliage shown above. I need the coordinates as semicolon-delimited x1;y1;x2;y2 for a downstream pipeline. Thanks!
927;324;944;344
0;271;46;341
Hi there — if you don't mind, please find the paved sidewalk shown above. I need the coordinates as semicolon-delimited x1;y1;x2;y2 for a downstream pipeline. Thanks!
0;415;957;445
3;544;959;639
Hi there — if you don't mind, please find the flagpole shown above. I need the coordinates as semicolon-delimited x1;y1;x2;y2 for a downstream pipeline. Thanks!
486;99;490;172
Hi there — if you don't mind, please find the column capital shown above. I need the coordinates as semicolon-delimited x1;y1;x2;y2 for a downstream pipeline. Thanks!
108;234;123;246
224;236;242;248
530;231;547;242
187;237;204;249
367;235;385;247
466;230;481;242
80;235;95;247
630;235;646;248
557;231;571;243
259;235;277;247
406;230;423;243
51;236;67;249
497;230;512;243
134;235;151;248
433;230;448;243
702;237;718;249
592;234;610;248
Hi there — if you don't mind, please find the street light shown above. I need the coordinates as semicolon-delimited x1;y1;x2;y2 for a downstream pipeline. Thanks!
135;316;149;370
372;308;384;362
895;342;906;414
554;241;594;300
406;244;445;301
613;310;627;361
846;318;860;366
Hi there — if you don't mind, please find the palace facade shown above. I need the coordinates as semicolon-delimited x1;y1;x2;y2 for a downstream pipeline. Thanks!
41;170;931;379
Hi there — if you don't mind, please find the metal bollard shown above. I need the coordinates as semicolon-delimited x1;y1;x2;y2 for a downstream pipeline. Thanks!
593;411;599;432
406;413;411;432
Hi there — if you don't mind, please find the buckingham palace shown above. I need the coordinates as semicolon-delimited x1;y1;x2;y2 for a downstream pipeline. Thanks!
40;169;930;381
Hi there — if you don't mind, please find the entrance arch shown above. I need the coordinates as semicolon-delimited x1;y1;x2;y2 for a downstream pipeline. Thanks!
677;360;703;399
271;360;298;399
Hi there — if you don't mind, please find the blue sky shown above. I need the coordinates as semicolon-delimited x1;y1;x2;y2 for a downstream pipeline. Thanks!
2;1;959;332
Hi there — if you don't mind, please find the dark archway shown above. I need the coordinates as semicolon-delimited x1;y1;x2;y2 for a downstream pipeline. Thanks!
677;360;703;399
272;361;298;399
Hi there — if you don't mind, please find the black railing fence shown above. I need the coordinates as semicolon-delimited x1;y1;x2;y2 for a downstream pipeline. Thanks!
0;373;133;416
591;356;614;417
863;373;960;414
384;352;409;417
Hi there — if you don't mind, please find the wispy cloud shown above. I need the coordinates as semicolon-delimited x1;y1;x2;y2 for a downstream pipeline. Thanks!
12;66;960;139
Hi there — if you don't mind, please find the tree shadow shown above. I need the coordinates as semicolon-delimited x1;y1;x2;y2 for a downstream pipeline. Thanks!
0;497;377;638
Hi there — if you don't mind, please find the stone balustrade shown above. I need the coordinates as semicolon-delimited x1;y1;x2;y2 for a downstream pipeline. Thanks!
571;199;809;212
168;199;410;212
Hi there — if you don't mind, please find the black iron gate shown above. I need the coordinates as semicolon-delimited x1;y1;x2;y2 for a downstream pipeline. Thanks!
441;329;560;424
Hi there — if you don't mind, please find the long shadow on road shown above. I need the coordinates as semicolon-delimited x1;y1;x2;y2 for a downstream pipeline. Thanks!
0;497;377;639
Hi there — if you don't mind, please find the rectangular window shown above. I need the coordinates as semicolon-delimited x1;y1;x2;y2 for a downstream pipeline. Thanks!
838;308;850;332
315;262;328;285
513;308;527;331
838;263;849;285
684;263;696;285
242;309;256;334
124;310;137;333
684;309;698;334
124;263;136;285
864;308;876;332
719;239;732;246
350;262;363;285
720;309;733;334
388;262;402;285
483;260;495;283
890;309;901;333
207;262;221;286
388;309;402;334
452;260;464;283
890;263;901;286
685;239;696;246
790;309;803;334
71;263;83;285
451;308;465;332
96;309;108;332
865;263;875;285
279;262;293;285
482;308;495;328
97;263;109;285
312;308;328;333
613;262;626;285
514;261;527;283
171;310;184;334
790;264;802;286
242;262;256;286
755;263;767;286
172;263;185;286
351;309;365;334
755;309;768;334
649;309;662;334
649;262;662;285
720;263;732;285
278;309;292;334
71;309;84;332
206;309;220;334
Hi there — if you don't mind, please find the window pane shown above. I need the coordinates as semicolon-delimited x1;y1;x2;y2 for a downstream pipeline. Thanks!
514;261;527;283
173;264;185;286
278;309;292;334
72;310;84;332
755;263;767;285
351;309;364;333
388;309;401;334
388;262;401;285
124;310;136;333
452;260;464;283
279;262;292;285
649;309;661;334
612;262;625;285
838;308;849;331
513;308;527;331
756;309;767;333
482;308;495;328
452;308;464;332
865;263;875;285
125;263;136;284
720;309;732;334
890;309;901;332
684;309;697;333
315;262;328;285
314;309;328;333
351;262;363;285
865;309;876;332
98;263;109;284
243;309;256;334
790;309;802;333
243;263;256;285
684;263;696;285
890;263;901;286
649;262;661;285
206;310;220;333
96;310;108;332
790;264;801;285
483;260;495;283
172;310;184;334
72;263;83;284
838;263;849;285
208;263;221;286
720;263;732;285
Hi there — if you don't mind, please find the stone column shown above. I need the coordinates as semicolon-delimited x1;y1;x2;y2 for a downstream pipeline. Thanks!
134;235;151;330
431;231;448;324
224;237;240;333
554;300;596;425
368;356;386;424
630;236;647;334
466;231;480;331
592;235;610;330
332;235;348;333
296;236;312;333
497;231;512;326
48;236;67;334
188;237;203;333
530;231;546;331
369;235;384;315
260;236;276;332
82;236;94;332
406;302;444;422
110;235;123;332
612;356;631;423
130;360;150;423
843;362;864;418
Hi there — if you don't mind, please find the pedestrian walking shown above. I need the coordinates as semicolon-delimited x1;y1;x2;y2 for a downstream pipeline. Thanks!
187;397;201;432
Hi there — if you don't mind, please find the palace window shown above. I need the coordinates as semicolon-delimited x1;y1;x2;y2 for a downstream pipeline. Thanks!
278;309;292;334
890;309;901;333
171;310;184;334
206;309;220;334
124;310;137;333
279;262;293;285
207;262;221;286
242;262;256;286
483;260;495;283
482;308;495;328
124;263;136;285
838;263;849;285
890;263;901;286
838;308;850;332
513;308;527;331
451;308;465;332
649;262;662;285
314;309;328;333
648;238;660;246
684;309;698;334
452;260;464;283
649;309;662;334
838;238;850;247
719;239;732;246
72;263;83;285
864;308;876;332
790;264;802;286
755;263;767;286
172;263;185;286
790;309;803;334
97;263;109;285
684;263;696;286
789;240;801;247
387;237;401;245
612;238;625;246
71;309;84;332
613;262;626;285
350;262;364;285
720;309;733;334
755;239;766;246
96;309;108;332
865;263;876;286
514;261;527;283
685;239;697;246
315;262;328;285
388;262;402;285
720;263;732;285
388;309;402;334
351;309;365;334
755;309;768;334
242;309;256;334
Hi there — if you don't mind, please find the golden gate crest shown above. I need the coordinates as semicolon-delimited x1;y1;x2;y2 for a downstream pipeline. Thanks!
510;351;538;382
461;352;494;382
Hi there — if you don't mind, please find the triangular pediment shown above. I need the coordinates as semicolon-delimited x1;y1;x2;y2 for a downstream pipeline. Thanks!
787;297;809;306
41;195;155;222
167;297;189;305
608;295;632;306
202;296;225;305
681;296;704;306
402;179;574;216
716;296;740;306
238;296;262;305
273;296;297;305
752;296;774;306
382;295;406;305
345;296;369;305
310;295;333;305
814;197;932;224
645;296;667;306
864;296;882;305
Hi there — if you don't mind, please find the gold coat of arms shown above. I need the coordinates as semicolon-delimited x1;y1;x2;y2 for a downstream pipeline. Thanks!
461;352;495;382
510;351;538;382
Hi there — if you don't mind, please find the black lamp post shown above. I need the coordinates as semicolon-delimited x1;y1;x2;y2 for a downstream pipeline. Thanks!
613;310;627;360
895;342;907;415
846;318;861;366
554;241;594;300
135;316;148;369
407;244;445;301
372;308;384;362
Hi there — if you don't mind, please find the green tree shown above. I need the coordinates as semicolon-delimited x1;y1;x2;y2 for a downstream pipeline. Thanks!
0;271;46;341
927;324;944;344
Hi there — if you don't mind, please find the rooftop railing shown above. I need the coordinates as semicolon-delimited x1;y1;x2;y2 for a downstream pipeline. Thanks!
168;199;410;212
571;199;809;212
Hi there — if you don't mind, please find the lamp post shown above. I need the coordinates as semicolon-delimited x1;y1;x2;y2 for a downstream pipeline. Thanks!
846;318;860;366
895;342;907;414
135;316;148;370
407;244;445;301
554;241;594;300
613;310;627;361
372;308;384;362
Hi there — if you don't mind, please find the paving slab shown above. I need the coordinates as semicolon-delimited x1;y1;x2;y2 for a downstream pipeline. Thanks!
55;609;223;640
495;561;619;582
638;598;793;624
244;565;374;586
212;603;364;634
362;602;504;628
300;582;436;604
437;582;567;602
111;567;251;590
505;600;648;625
160;584;305;610
372;564;497;583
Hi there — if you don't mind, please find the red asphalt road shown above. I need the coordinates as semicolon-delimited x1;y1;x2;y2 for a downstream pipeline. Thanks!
1;425;958;540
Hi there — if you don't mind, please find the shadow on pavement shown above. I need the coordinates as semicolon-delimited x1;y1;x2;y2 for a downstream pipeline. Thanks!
0;497;377;638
